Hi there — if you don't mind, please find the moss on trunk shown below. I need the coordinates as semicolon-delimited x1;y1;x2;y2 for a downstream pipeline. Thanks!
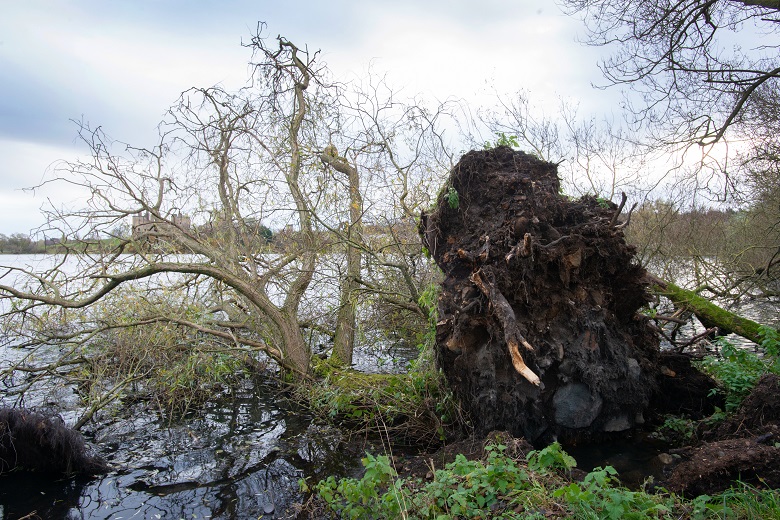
653;281;777;345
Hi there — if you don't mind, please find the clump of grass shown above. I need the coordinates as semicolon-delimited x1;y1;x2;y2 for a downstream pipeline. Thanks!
300;363;465;448
74;292;251;421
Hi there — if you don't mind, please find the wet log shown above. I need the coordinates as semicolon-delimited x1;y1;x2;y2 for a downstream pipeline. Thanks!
420;147;661;444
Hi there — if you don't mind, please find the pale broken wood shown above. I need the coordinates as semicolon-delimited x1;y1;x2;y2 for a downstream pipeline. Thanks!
470;270;541;386
505;233;533;263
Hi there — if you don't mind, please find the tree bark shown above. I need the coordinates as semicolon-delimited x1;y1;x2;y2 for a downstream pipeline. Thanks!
649;276;778;345
321;147;363;366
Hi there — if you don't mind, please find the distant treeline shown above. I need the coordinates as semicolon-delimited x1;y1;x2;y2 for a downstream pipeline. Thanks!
0;233;50;254
0;225;277;255
0;233;117;254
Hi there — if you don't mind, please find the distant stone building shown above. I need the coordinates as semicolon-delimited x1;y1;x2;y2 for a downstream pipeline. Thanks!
131;212;191;240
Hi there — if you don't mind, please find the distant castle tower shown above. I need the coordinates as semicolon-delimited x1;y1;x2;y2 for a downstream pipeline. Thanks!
132;211;190;240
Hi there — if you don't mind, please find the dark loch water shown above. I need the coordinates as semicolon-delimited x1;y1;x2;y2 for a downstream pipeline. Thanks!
0;377;365;520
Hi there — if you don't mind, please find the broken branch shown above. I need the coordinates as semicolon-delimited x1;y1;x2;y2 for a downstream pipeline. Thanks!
609;192;628;228
470;270;541;386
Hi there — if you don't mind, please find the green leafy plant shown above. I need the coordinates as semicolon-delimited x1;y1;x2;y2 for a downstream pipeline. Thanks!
555;466;673;519
699;338;777;411
659;415;697;444
447;186;460;210
316;453;404;520
314;439;780;519
526;441;577;474
317;443;534;519
701;406;728;428
417;283;439;324
484;132;520;149
641;306;659;319
596;196;611;208
759;324;780;359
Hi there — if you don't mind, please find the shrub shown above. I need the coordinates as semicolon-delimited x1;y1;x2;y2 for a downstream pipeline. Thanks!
314;441;695;519
700;327;780;411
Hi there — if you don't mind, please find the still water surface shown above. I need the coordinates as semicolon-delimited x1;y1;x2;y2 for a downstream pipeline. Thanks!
0;254;418;519
0;375;378;520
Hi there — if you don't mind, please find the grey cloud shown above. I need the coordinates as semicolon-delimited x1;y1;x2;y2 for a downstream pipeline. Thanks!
0;58;82;145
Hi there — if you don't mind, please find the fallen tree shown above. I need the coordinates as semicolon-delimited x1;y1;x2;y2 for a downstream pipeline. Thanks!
647;274;778;346
420;147;662;444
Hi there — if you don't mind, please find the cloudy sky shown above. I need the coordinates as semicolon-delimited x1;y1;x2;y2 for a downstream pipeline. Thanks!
0;0;609;236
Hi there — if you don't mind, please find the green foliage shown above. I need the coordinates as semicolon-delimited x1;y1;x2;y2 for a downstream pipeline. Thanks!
315;442;766;519
316;443;536;519
417;283;439;325
554;466;673;519
416;446;531;518
483;132;520;149
526;441;577;474
416;282;440;351
641;306;659;319
699;335;780;411
759;324;780;359
701;406;728;428
316;453;403;520
446;186;460;210
596;196;611;209
658;415;697;444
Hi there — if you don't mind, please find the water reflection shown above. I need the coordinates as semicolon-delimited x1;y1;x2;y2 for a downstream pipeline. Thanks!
0;377;365;520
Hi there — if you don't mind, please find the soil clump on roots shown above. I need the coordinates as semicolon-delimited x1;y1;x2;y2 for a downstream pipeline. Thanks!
0;407;107;476
666;374;780;495
420;147;661;445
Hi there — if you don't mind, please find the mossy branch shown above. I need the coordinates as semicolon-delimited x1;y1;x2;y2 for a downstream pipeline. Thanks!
650;276;778;345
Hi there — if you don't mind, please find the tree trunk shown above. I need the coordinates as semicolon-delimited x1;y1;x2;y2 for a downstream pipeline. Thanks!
279;309;312;377
322;147;363;366
333;274;358;366
649;276;778;345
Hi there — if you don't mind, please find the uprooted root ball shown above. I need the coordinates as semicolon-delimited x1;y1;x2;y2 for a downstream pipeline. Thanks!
0;407;107;476
420;147;660;444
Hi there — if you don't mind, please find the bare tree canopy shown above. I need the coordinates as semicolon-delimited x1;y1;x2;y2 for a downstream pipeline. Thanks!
561;0;780;146
0;23;459;432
